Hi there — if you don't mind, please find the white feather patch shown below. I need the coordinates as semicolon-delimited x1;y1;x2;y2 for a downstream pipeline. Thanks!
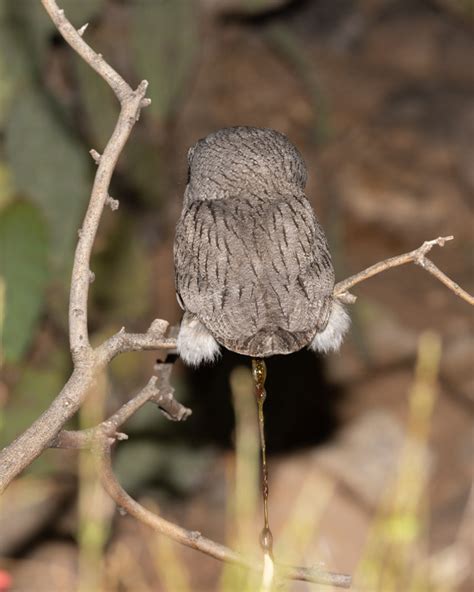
177;313;221;367
309;300;350;354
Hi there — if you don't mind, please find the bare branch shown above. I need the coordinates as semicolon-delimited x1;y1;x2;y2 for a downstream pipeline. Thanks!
51;376;191;449
97;320;177;363
48;373;347;587
67;84;150;358
152;362;192;421
41;0;151;360
41;0;132;101
334;236;474;306
96;437;351;588
0;1;158;491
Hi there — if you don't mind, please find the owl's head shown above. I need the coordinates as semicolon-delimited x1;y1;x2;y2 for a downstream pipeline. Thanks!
185;127;307;201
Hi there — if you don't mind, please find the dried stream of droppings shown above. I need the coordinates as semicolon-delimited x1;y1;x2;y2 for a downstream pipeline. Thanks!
252;358;274;563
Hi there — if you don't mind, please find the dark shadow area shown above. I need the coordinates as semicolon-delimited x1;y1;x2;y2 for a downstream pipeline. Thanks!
181;348;344;453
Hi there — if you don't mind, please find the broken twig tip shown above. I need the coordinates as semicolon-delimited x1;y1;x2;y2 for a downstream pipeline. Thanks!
77;23;88;36
440;235;454;244
147;319;169;335
89;149;101;164
337;291;357;304
106;195;119;211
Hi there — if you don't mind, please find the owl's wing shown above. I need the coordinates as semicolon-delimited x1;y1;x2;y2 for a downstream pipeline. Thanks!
174;194;335;356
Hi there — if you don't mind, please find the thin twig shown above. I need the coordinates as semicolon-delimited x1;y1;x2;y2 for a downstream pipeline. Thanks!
51;376;191;449
334;236;474;306
41;1;132;101
97;321;177;363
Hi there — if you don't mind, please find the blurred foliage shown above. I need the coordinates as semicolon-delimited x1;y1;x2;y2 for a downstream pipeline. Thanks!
76;56;119;150
92;218;152;326
114;441;215;495
356;333;443;592
0;345;70;450
130;0;198;121
0;202;48;362
0;164;14;210
264;23;331;145
5;92;91;270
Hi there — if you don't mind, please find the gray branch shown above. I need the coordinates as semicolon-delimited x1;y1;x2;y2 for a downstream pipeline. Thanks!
0;1;169;492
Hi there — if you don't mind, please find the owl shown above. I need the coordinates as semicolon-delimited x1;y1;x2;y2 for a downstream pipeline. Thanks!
174;127;349;366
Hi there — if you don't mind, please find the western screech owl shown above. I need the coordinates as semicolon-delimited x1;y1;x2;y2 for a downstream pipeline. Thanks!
174;127;349;366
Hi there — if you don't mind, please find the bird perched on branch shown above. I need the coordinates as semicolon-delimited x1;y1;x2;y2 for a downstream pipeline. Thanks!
174;126;350;366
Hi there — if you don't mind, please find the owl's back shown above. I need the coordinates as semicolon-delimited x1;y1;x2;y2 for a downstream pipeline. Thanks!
174;191;335;357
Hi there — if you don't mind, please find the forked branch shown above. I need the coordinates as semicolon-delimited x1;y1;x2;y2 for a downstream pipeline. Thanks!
334;236;473;306
50;375;351;588
0;0;166;492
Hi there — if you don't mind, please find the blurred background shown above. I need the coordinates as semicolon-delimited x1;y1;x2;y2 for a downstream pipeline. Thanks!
0;0;473;590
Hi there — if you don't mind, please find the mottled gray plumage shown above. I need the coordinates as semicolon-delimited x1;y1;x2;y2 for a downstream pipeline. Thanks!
174;127;349;366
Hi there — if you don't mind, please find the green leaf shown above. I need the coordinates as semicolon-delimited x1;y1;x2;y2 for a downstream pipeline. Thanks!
5;91;91;271
0;202;49;362
130;0;198;120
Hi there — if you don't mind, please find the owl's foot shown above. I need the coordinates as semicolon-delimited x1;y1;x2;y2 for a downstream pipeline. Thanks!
177;312;221;367
309;299;350;354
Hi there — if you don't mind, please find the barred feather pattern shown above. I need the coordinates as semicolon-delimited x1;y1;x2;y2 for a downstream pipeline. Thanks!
174;127;344;361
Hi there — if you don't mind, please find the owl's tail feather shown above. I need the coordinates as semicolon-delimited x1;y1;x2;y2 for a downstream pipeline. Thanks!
233;328;312;358
177;301;350;365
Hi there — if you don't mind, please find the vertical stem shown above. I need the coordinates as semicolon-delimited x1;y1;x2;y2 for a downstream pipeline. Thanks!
252;358;273;557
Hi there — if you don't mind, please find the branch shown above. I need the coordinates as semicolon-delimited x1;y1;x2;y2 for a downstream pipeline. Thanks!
0;1;170;492
96;437;351;588
51;376;191;449
48;380;350;587
40;0;149;359
97;320;177;363
49;372;350;588
334;236;474;306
